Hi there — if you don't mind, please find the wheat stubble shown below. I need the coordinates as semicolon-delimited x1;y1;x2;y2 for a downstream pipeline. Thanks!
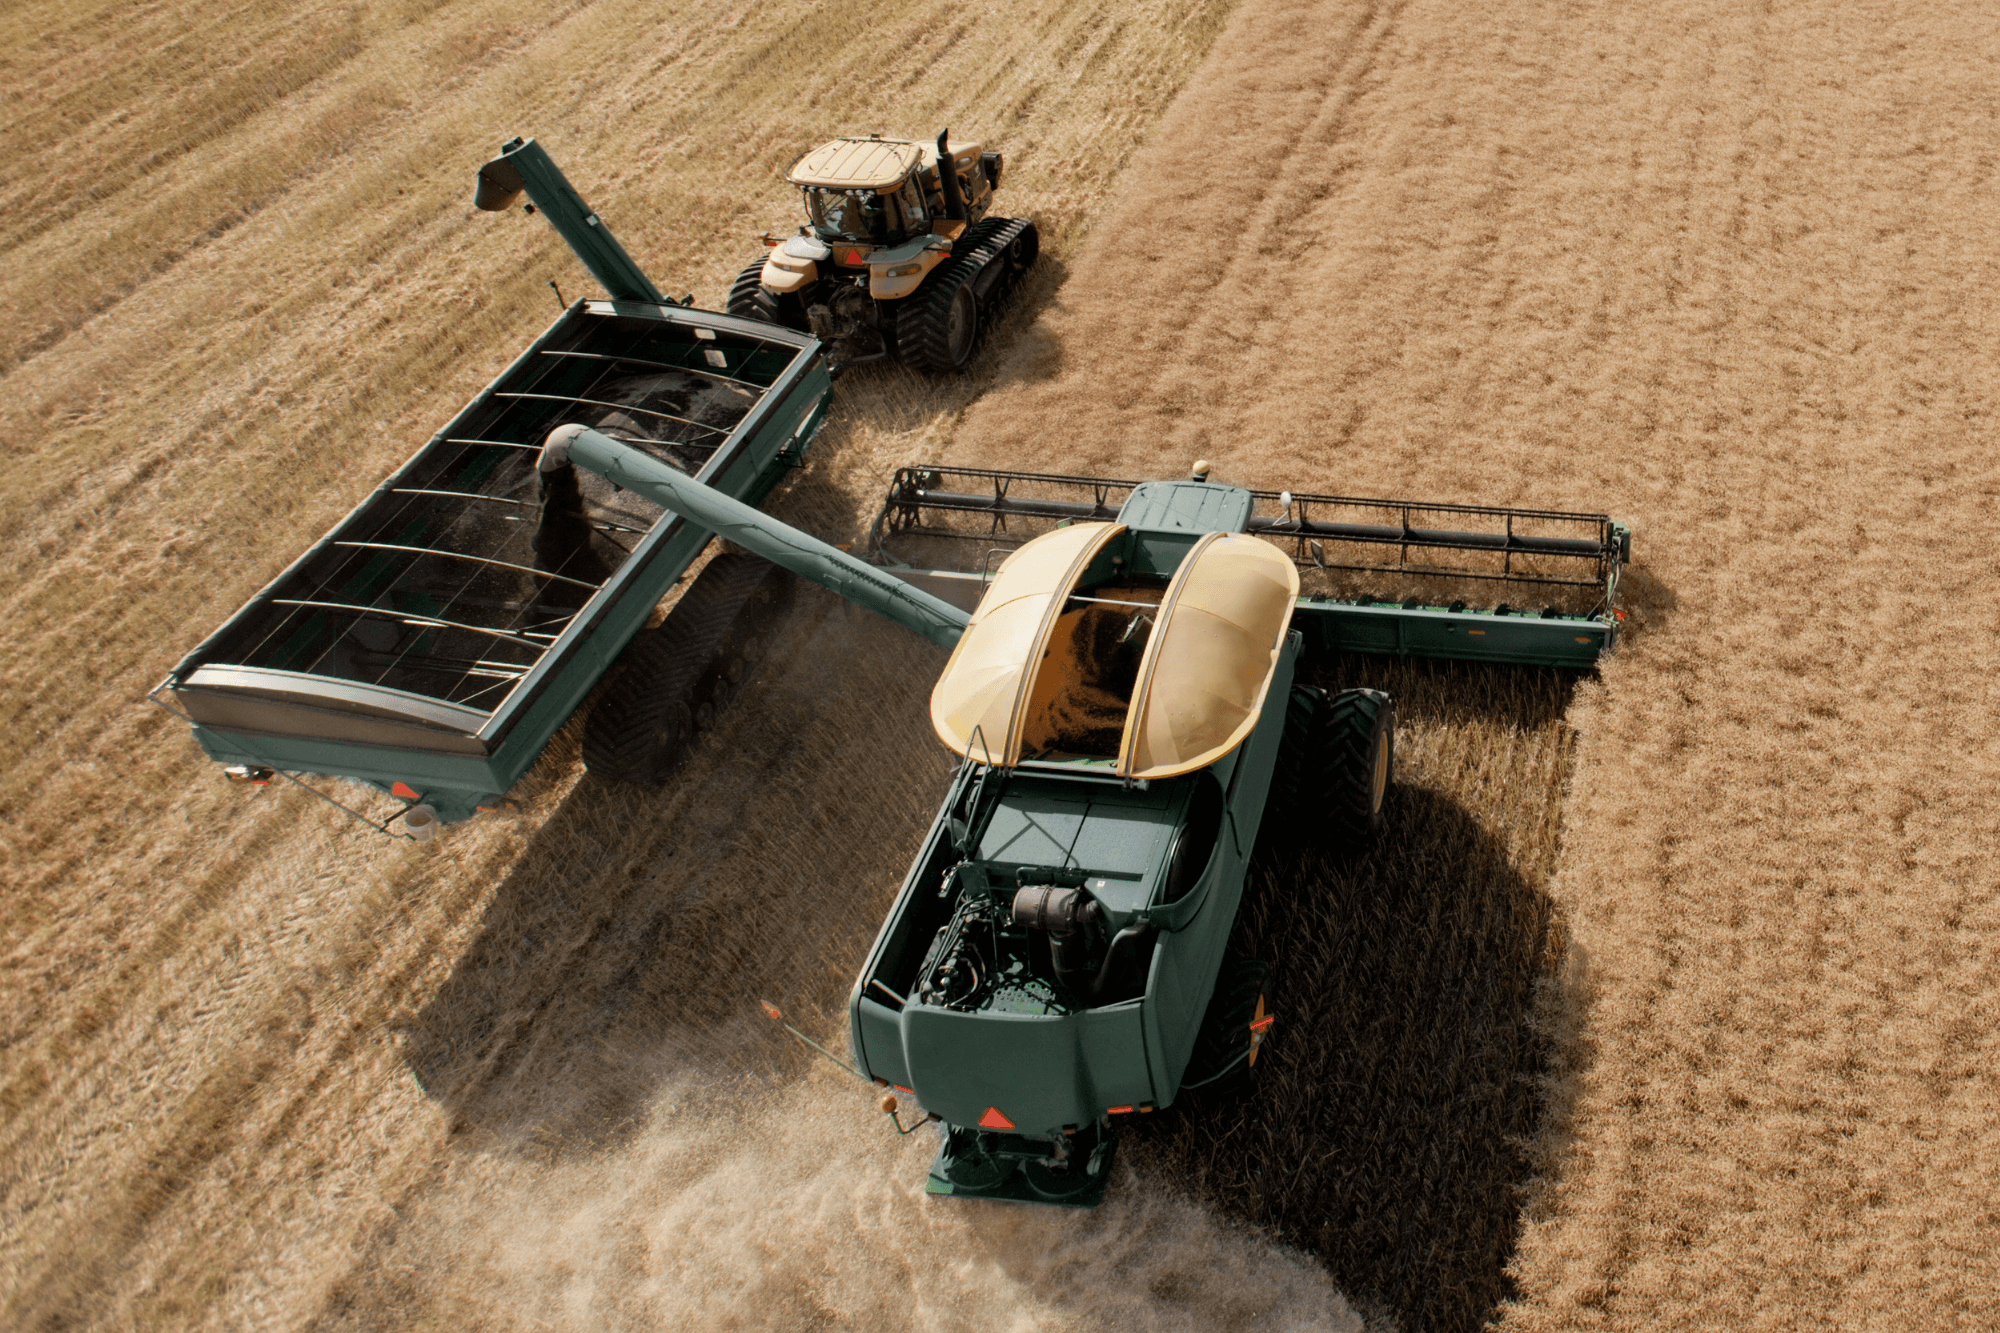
959;0;2000;1325
8;0;2000;1329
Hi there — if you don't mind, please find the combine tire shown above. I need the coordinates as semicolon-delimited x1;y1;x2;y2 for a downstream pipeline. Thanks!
1182;960;1272;1088
582;553;793;783
1324;688;1394;844
726;258;807;332
1264;685;1394;853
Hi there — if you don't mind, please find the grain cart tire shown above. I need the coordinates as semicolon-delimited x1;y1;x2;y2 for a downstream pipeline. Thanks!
726;258;806;331
582;633;700;784
1182;960;1272;1088
1323;688;1394;845
583;554;789;783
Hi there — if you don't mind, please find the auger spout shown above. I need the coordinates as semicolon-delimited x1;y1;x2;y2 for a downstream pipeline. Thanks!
540;425;969;649
475;137;665;306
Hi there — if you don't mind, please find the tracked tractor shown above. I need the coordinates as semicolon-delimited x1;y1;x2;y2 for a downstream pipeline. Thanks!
728;131;1038;371
521;427;1632;1207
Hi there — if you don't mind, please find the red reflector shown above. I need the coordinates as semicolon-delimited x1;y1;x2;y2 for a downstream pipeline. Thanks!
1107;1105;1134;1115
1250;1015;1275;1033
978;1107;1015;1130
848;248;866;265
391;781;421;800
894;1085;914;1095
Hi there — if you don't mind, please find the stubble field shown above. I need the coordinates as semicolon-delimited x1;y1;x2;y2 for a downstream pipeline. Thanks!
5;0;1999;1330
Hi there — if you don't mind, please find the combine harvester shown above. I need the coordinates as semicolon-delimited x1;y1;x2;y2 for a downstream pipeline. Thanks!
522;426;1631;1206
154;138;835;831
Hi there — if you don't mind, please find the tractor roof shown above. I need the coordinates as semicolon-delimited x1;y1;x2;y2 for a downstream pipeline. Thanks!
929;521;1299;779
788;138;925;191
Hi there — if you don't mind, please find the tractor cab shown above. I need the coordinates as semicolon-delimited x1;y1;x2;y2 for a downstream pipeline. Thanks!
785;135;997;248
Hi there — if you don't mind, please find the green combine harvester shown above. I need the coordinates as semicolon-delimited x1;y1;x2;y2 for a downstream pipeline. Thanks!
525;426;1630;1206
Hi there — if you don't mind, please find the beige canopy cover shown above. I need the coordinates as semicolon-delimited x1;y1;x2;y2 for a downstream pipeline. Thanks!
930;524;1300;778
1115;533;1300;780
929;522;1126;765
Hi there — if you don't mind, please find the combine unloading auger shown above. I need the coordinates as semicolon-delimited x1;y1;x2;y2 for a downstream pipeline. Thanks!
540;430;1632;1208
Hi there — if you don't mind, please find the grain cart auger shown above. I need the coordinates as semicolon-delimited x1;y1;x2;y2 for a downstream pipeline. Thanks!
727;131;1038;371
154;137;833;835
530;430;1632;1208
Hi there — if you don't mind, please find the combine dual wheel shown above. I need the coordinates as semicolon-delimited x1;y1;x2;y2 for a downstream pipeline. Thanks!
1268;685;1395;851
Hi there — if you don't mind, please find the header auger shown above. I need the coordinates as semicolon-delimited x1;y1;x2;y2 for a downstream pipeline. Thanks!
728;130;1039;371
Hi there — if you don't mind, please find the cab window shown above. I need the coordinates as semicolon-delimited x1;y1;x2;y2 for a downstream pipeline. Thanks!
806;188;894;243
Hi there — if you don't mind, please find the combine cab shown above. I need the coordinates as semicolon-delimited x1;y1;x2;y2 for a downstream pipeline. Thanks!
516;429;1630;1207
728;131;1038;371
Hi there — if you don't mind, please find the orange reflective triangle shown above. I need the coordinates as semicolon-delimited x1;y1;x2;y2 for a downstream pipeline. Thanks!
978;1106;1015;1130
848;248;866;265
391;781;421;800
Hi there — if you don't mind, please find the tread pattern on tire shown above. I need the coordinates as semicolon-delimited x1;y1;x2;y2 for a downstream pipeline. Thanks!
582;554;783;784
896;216;1037;371
1323;687;1393;844
1265;684;1394;853
726;257;807;331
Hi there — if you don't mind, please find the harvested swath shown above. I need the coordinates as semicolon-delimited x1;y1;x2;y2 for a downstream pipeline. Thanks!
1128;656;1580;1333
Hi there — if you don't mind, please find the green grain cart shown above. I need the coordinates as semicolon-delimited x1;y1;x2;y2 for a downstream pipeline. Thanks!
155;138;834;827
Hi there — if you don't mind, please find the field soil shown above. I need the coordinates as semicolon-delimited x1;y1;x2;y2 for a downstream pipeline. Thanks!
6;0;1999;1330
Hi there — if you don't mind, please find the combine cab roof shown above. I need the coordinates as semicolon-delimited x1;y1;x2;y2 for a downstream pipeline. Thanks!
929;522;1299;778
788;138;925;191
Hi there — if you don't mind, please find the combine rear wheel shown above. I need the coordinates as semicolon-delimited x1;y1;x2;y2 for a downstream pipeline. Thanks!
1183;960;1272;1088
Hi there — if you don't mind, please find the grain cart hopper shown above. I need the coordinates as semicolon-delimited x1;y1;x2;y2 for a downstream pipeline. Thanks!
727;131;1038;370
153;138;834;829
524;427;1630;1207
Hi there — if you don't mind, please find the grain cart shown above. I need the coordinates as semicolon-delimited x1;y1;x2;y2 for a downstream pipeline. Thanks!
727;131;1038;370
153;138;834;830
520;427;1630;1206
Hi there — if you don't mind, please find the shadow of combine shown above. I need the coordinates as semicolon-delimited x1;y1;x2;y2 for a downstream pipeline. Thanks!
398;587;951;1155
1123;656;1591;1333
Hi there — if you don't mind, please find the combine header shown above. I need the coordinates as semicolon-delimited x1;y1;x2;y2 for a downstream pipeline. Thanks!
510;428;1631;1207
870;463;1629;668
